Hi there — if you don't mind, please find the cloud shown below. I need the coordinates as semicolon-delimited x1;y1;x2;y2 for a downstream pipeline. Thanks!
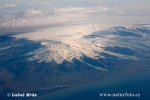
0;6;109;35
0;2;150;36
0;3;18;8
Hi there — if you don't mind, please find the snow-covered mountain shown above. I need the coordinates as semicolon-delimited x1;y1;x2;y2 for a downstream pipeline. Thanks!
0;25;150;91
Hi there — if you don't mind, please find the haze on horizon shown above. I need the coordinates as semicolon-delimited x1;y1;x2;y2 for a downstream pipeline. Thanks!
0;0;150;26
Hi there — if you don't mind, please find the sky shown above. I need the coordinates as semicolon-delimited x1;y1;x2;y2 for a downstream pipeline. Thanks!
1;0;150;9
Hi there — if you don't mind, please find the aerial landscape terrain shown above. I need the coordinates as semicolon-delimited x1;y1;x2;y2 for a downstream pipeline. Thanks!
0;0;150;100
